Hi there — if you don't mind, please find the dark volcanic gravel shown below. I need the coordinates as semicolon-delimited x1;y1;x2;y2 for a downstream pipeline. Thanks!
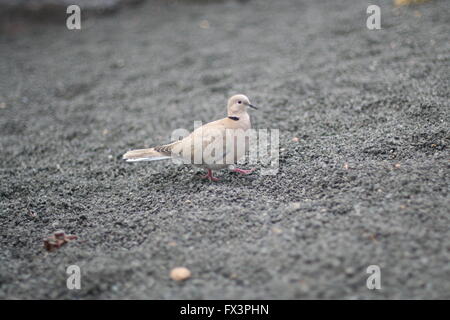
0;0;449;299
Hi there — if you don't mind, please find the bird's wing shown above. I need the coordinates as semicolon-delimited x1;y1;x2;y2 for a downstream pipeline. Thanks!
170;118;233;165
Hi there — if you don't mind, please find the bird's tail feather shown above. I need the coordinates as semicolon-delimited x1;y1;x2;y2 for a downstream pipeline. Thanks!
123;148;171;162
125;156;171;162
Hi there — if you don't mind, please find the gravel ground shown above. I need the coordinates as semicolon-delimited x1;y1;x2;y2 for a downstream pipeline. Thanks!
0;0;449;299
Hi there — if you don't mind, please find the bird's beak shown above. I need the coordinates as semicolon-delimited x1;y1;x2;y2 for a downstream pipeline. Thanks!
247;103;258;110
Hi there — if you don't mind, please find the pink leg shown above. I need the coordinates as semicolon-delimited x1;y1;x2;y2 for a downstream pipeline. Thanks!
200;169;220;181
232;168;255;175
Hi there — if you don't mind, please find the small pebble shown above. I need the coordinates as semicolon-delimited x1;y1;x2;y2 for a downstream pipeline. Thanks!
199;20;210;29
111;59;125;69
271;227;283;234
170;267;191;281
288;202;301;211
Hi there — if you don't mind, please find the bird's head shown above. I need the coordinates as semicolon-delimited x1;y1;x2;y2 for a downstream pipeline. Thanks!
227;94;257;116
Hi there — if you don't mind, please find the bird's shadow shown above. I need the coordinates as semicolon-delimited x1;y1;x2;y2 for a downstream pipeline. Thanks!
142;166;260;192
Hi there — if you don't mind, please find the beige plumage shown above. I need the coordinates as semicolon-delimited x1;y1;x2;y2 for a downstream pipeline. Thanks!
123;94;257;181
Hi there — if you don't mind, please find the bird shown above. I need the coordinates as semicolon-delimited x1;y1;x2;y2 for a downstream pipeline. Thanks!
123;94;258;181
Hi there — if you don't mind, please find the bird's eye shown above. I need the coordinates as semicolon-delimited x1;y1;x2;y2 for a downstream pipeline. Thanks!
238;101;242;104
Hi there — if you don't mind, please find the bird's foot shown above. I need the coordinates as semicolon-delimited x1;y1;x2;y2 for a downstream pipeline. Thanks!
201;169;220;181
232;167;255;175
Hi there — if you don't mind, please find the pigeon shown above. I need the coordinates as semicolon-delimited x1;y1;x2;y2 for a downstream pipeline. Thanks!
123;94;257;181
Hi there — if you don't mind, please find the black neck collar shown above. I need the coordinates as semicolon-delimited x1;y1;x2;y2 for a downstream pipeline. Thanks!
228;116;239;121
